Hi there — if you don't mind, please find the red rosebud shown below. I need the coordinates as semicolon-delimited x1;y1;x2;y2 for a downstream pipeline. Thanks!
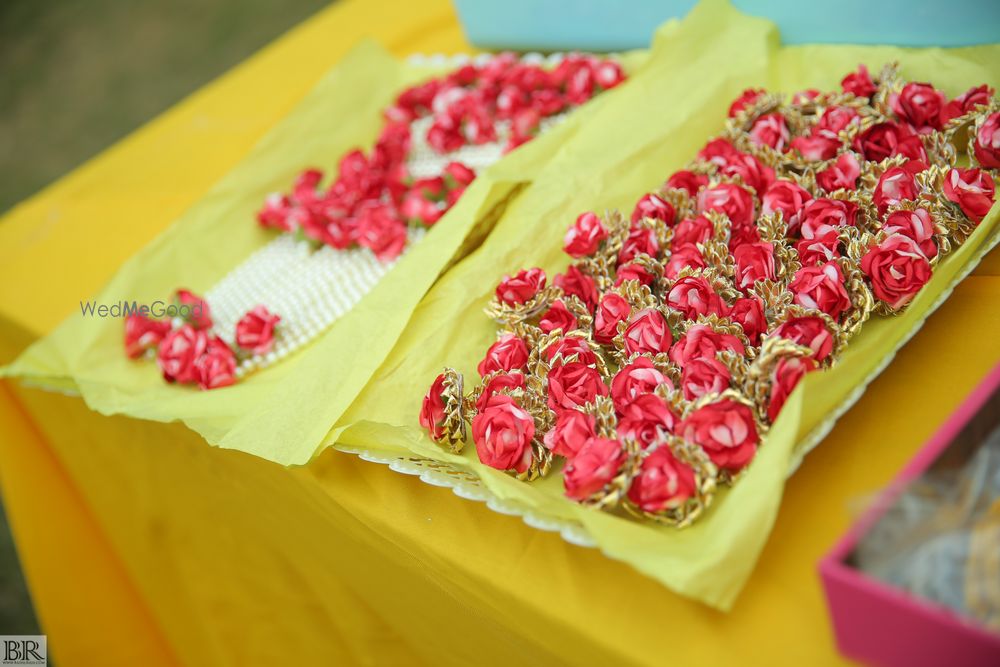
622;308;673;356
817;152;861;192
124;314;170;359
593;293;632;345
495;267;546;305
547;362;608;411
235;305;281;355
942;168;995;223
477;333;529;376
564;437;625;500
538;300;578;334
563;212;608;258
631;193;676;226
841;64;877;98
610;357;672;413
543;409;597;458
617;394;676;450
665;170;709;196
678;398;758;472
789;262;852;320
890;82;945;134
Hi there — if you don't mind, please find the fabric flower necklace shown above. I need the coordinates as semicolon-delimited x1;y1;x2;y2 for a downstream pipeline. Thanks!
122;53;626;389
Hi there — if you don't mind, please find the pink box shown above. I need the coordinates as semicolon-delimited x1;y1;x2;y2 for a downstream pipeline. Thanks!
819;362;1000;667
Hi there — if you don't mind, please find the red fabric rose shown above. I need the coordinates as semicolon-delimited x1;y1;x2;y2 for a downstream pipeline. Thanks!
719;151;775;194
761;180;812;235
681;357;731;400
475;372;526;412
861;234;933;310
882;208;938;260
841;64;877;98
771;316;835;361
664;244;706;280
617;394;676;449
943;168;996;223
669;323;744;368
472;394;535;473
789;134;840;161
563;212;608;258
732;242;776;292
973;112;1000;169
667;275;727;320
796;232;841;266
728;88;765;117
679;399;759;472
817;106;861;137
890;82;945;134
665;170;708;196
194;337;237;390
444;161;476;187
873;161;925;213
627;445;697;512
593;293;632;344
789;262;852;320
495;267;546;305
555;265;599;311
235;305;281;355
939;85;994;126
749;113;790;151
853;121;927;163
354;204;408;261
538;300;578;334
611;357;672;412
545;336;598;367
699;137;740;166
547;362;608;411
729;296;766;345
817;152;861;192
157;325;208;384
564;437;625;501
632;193;676;226
419;372;448;440
174;289;212;330
618;225;660;263
799;198;858;240
543;409;597;459
697;183;755;228
767;356;817;422
124;314;170;359
623;308;673;356
673;216;714;247
477;333;529;376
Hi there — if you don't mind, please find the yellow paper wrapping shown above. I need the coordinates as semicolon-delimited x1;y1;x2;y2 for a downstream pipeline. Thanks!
2;41;645;464
329;1;1000;609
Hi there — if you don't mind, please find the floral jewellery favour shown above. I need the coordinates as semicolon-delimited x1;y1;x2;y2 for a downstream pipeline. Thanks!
420;63;999;527
122;52;626;389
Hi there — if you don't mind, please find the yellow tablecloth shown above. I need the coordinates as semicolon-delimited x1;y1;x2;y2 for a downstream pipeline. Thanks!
2;0;1000;664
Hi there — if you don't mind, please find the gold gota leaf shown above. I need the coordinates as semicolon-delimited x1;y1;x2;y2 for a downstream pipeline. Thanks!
438;368;468;453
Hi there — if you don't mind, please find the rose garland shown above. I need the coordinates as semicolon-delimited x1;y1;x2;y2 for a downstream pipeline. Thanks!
255;53;626;262
124;53;627;389
124;291;279;390
420;63;999;527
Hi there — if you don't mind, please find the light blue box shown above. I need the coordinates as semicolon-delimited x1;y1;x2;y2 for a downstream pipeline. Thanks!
452;0;1000;51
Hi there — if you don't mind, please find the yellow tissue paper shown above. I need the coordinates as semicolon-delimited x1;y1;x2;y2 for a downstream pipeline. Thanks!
329;0;1000;609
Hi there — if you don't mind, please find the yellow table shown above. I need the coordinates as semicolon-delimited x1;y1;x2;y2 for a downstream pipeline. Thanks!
2;0;1000;664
